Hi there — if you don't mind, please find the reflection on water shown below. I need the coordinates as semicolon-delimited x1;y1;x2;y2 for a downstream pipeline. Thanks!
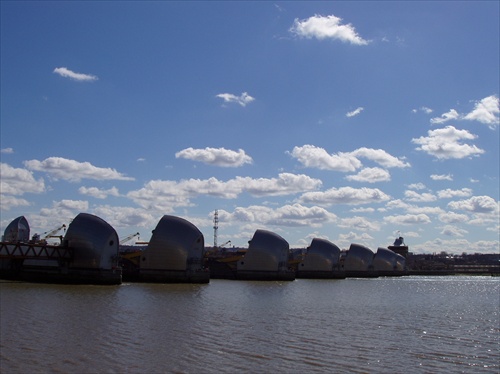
1;277;498;373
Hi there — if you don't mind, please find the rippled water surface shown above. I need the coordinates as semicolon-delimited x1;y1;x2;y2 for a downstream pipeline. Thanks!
1;276;499;373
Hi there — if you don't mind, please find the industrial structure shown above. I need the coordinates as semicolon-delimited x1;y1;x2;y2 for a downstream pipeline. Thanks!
121;215;209;283
297;238;345;279
236;229;295;281
342;243;377;277
4;210;494;285
373;247;406;276
2;216;30;242
0;214;122;284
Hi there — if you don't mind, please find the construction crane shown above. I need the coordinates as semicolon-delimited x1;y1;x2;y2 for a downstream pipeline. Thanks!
32;224;67;244
43;224;67;239
119;232;140;245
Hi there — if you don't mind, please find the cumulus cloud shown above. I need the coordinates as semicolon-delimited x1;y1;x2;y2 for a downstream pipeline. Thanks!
412;126;484;159
350;147;410;168
346;107;364;117
78;186;120;199
175;147;253;167
289;14;369;45
127;173;321;210
24;157;134;182
431;174;453;181
428;95;499;129
448;196;498;214
216;92;255;107
404;190;437;203
345;167;391;183
437;188;473;199
338;216;381;231
385;198;445;217
440;225;468;237
0;195;30;211
1;148;14;154
407;183;426;190
93;205;157;229
40;199;89;219
219;204;337;228
298;186;390;206
289;145;409;172
412;106;433;114
241;173;322;197
0;163;46;195
406;205;445;216
337;231;374;248
289;145;361;172
430;109;460;125
350;207;375;213
383;214;431;225
385;199;410;210
438;212;469;224
53;67;98;82
463;95;499;128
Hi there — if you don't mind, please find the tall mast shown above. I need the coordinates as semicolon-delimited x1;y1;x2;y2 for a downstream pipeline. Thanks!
213;210;218;248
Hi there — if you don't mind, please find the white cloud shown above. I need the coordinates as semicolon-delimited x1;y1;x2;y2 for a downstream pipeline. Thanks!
40;199;89;219
431;174;453;181
127;173;321;211
78;186;120;199
404;190;437;203
216;92;255;107
93;205;157;229
407;183;426;190
437;188;473;199
346;107;364;117
337;231;374;248
1;148;14;154
289;14;369;45
298;186;391;206
345;167;391;183
175;147;253;167
438;212;469;224
0;163;46;195
289;145;409;172
412;126;484;159
241;173;322;197
24;157;134;182
440;225;468;237
384;214;431;225
448;196;498;214
463;95;499;128
219;204;337;228
350;147;410;168
385;199;410;210
289;145;361;172
428;95;499;129
385;198;446;217
406;205;445;216
0;195;31;211
338;216;381;231
53;67;98;82
350;207;375;213
430;109;460;125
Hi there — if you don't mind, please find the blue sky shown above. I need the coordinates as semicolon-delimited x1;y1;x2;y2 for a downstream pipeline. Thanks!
1;1;499;254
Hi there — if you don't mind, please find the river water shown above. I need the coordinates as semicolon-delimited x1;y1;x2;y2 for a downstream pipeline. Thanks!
1;276;498;373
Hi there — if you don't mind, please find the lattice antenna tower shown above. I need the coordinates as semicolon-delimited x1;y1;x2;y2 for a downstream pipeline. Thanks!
213;210;219;248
